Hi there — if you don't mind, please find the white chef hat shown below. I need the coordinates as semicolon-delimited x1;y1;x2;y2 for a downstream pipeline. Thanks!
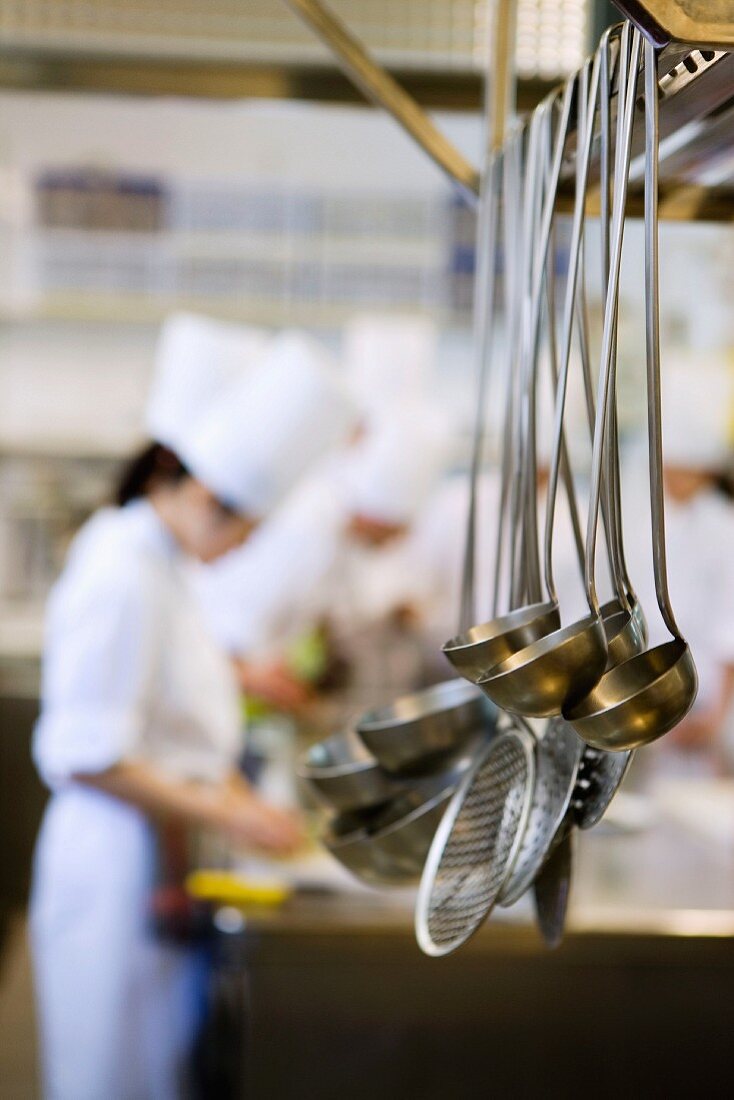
146;312;269;452
662;354;734;470
181;330;357;518
344;403;452;524
344;313;437;425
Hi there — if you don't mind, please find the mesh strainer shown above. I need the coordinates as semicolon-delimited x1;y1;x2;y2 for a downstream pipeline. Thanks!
415;726;535;957
571;746;632;829
498;717;583;907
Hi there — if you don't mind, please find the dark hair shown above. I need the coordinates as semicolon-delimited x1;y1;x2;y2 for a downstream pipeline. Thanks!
115;442;190;507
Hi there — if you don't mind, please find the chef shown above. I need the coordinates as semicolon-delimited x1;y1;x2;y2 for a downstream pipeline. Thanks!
652;359;734;763
195;394;453;708
30;315;356;1100
194;313;449;708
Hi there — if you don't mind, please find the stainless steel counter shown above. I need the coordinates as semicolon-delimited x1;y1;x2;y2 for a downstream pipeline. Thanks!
226;796;734;941
224;812;734;1098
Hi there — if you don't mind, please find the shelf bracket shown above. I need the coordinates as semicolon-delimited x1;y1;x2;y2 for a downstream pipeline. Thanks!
280;0;481;201
613;0;734;51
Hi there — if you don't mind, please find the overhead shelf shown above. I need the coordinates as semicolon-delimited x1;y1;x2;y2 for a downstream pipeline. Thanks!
560;46;734;220
0;0;583;107
0;51;555;111
0;3;732;217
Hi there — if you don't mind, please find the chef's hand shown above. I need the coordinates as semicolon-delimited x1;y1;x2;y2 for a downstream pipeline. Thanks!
234;657;313;712
217;782;305;856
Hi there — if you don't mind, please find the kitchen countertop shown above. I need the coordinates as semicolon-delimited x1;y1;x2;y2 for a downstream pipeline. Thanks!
228;795;734;1098
222;791;734;945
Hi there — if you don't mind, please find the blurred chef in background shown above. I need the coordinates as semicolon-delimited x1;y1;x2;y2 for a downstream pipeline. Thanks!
655;360;734;765
621;358;734;773
30;314;356;1100
194;314;454;712
318;406;453;705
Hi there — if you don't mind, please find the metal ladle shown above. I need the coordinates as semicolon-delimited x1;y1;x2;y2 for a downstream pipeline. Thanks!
355;60;507;753
477;58;610;719
562;26;639;796
545;31;645;671
443;118;561;681
592;25;648;664
444;84;575;688
565;34;698;751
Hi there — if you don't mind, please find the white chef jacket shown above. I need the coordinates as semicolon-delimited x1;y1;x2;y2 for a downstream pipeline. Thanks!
195;464;465;661
661;490;734;708
625;483;734;709
193;472;345;657
31;499;244;1100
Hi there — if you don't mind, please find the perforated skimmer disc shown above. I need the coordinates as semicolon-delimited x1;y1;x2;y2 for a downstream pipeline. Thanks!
499;717;583;907
415;727;535;957
571;746;632;829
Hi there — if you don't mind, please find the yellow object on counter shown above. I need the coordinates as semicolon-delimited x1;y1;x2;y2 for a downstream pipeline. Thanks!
185;869;292;908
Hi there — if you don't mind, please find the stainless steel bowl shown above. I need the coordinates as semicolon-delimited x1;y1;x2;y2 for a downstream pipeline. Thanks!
356;679;495;775
297;729;405;813
322;778;455;888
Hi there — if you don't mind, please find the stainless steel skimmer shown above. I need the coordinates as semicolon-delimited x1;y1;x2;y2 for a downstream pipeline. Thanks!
498;716;583;907
571;745;632;829
415;724;535;957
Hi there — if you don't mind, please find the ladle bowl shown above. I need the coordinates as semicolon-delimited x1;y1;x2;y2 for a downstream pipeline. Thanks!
476;614;608;718
357;678;494;775
443;601;561;683
599;596;647;668
297;729;405;813
322;778;456;887
564;638;697;750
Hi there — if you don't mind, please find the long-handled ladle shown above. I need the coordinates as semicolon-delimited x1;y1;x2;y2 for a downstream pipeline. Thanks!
477;56;610;719
444;82;577;688
564;33;698;750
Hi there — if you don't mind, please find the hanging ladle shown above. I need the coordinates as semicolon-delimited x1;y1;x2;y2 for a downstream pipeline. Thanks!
562;26;638;790
477;57;610;719
565;34;698;751
537;32;643;671
563;24;648;668
591;25;647;664
356;77;507;752
444;117;561;681
444;84;575;684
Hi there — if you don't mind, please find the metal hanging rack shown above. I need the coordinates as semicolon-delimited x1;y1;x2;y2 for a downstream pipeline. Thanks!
282;0;734;220
0;1;730;218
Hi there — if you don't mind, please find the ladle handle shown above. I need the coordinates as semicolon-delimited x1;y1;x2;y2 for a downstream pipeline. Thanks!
567;28;632;613
458;151;501;633
492;128;524;617
518;85;574;605
644;37;683;640
507;125;532;610
543;57;601;610
552;51;617;596
517;106;547;605
543;157;585;581
600;27;637;613
585;24;639;611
